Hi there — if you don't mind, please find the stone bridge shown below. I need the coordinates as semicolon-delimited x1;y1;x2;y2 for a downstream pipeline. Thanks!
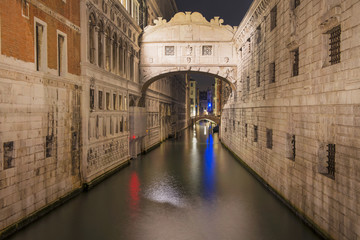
139;12;238;96
192;115;220;125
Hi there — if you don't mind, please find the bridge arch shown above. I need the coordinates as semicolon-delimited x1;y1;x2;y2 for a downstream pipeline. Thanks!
139;12;238;95
193;115;220;125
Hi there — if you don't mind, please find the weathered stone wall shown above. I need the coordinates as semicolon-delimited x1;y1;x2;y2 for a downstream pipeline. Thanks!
221;0;360;239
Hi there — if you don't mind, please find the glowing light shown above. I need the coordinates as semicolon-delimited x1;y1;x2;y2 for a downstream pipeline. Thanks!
132;135;136;139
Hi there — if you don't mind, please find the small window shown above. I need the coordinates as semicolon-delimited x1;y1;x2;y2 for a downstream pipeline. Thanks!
270;62;275;83
270;5;277;31
256;70;260;87
291;48;299;76
245;123;248;137
253;125;258;142
256;25;262;44
113;93;117;110
294;0;300;9
165;46;175;56
329;25;341;65
286;134;296;160
21;0;29;19
326;144;336;178
202;45;212;56
233;120;235;130
106;92;110;110
3;141;14;169
98;90;103;109
90;88;95;110
247;76;250;92
266;128;273;149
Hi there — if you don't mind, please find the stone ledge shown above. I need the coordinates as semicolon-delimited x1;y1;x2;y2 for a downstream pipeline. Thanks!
220;140;332;240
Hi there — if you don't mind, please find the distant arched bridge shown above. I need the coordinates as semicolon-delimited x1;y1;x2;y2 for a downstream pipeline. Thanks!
192;115;220;125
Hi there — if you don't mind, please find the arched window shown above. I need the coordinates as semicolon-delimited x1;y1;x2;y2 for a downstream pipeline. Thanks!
89;13;96;64
97;21;104;68
112;33;117;73
105;27;111;71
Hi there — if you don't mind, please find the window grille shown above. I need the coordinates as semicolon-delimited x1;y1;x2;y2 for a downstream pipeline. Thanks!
254;126;258;142
165;46;175;56
327;144;335;178
266;129;273;149
292;48;299;76
270;62;275;83
46;135;54;158
270;6;277;31
256;70;260;87
329;26;341;65
202;46;212;55
4;142;14;169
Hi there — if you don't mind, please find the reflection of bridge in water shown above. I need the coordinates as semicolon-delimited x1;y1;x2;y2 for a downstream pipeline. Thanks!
191;114;220;125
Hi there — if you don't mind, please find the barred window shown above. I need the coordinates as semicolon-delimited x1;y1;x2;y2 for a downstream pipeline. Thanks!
266;128;273;149
270;62;275;83
253;125;258;142
3;142;14;169
245;123;248;137
165;46;175;56
256;70;260;87
292;48;299;76
329;25;341;65
202;45;212;55
270;5;277;31
327;144;335;179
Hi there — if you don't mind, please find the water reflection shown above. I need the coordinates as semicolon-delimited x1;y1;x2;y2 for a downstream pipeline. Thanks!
203;127;215;201
129;172;140;217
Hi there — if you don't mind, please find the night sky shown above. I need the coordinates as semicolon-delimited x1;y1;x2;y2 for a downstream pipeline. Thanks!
175;0;253;90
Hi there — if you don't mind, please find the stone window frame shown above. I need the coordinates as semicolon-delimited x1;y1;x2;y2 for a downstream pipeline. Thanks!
256;70;261;87
34;17;48;72
119;94;123;110
244;123;248;138
90;88;95;111
286;133;296;160
88;13;97;64
256;25;262;44
253;125;258;142
21;0;29;19
113;93;118;110
318;142;336;180
328;25;341;65
269;62;276;83
106;92;111;110
57;30;68;77
98;90;103;110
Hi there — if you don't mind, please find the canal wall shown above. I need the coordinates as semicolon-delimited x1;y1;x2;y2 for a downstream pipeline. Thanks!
221;0;360;239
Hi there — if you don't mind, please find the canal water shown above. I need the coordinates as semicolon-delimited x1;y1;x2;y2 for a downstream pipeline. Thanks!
9;122;321;240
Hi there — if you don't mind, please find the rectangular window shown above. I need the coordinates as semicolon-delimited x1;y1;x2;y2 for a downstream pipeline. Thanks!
327;144;335;178
245;123;248;138
113;93;117;110
165;46;175;56
124;96;127;110
98;90;103;109
254;125;258;142
106;92;110;110
21;0;29;19
270;62;275;83
256;25;262;44
270;5;277;31
247;76;250;92
329;25;341;65
35;22;45;71
256;70;260;87
286;134;296;160
266;128;273;149
3;141;14;169
233;120;235;130
292;48;299;76
202;45;212;56
57;34;66;76
90;88;95;110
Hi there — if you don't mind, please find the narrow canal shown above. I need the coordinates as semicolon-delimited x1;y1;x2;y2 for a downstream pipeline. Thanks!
9;122;321;240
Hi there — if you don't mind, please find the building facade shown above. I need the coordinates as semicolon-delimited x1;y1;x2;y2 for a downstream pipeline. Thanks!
221;0;360;239
189;79;197;117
